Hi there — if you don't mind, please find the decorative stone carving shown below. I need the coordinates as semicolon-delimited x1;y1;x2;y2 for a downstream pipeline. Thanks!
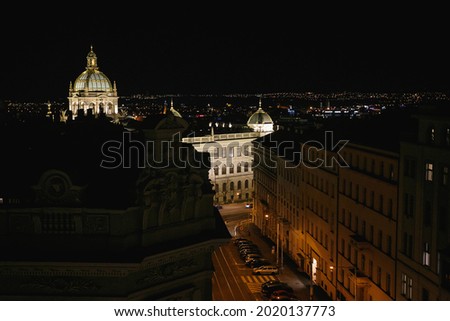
32;170;85;206
137;258;198;285
21;278;100;293
9;214;33;234
84;215;109;234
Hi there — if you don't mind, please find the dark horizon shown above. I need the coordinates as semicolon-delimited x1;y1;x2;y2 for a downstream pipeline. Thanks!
2;13;449;100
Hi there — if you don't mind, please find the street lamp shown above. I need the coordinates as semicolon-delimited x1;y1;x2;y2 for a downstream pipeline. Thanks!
264;214;269;236
330;264;358;301
307;254;315;300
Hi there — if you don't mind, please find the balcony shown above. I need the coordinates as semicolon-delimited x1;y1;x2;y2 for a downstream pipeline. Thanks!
350;234;371;251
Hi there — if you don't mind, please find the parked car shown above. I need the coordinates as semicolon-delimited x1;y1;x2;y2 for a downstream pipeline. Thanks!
252;265;279;275
245;203;253;208
240;250;260;259
233;237;248;245
261;281;293;297
244;253;262;263
249;259;272;268
270;290;298;301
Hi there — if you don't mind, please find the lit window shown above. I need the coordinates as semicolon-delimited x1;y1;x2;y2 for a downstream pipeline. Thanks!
423;242;431;267
401;273;407;295
0;197;3;204
446;128;450;146
425;163;433;182
430;127;435;143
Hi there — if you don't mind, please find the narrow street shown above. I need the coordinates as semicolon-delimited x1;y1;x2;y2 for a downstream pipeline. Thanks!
212;203;327;301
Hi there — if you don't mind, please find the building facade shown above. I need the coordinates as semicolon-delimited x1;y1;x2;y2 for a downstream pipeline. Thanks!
68;46;118;118
397;112;450;300
253;127;400;300
183;103;274;205
0;102;229;300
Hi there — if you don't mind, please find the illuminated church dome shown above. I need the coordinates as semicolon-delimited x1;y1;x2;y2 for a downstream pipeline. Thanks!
247;98;273;133
68;46;118;118
74;70;112;92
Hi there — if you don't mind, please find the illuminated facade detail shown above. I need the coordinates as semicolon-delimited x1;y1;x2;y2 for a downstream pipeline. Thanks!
183;99;274;205
68;46;118;118
247;98;274;133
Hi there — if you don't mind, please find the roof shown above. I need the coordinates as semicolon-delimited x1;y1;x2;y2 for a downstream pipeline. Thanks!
247;107;273;126
74;70;112;92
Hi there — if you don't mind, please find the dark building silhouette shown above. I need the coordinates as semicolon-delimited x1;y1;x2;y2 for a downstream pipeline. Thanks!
0;112;229;300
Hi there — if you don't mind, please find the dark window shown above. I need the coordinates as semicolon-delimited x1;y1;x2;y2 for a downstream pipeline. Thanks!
424;201;432;227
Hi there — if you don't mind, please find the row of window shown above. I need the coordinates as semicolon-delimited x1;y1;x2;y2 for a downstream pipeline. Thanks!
214;179;252;192
401;234;432;268
216;192;250;203
305;196;335;233
212;145;251;158
424;162;448;184
403;193;447;228
405;159;449;185
341;180;394;217
307;220;332;253
343;152;396;181
340;211;393;256
213;162;251;176
337;260;392;296
304;172;336;198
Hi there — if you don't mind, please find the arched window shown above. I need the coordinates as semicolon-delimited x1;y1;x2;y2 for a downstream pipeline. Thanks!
230;182;234;190
214;166;219;176
229;163;234;174
237;181;242;189
214;147;220;158
237;163;242;173
245;179;249;188
222;183;227;192
222;164;227;175
244;162;249;172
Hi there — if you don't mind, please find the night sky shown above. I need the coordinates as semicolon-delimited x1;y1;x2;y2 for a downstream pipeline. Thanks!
1;10;449;100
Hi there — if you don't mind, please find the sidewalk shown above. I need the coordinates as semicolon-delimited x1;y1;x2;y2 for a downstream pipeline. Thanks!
240;222;331;301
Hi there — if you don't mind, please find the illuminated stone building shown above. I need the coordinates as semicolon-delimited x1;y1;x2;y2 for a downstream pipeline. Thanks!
68;46;118;118
253;116;403;300
183;99;274;205
397;109;450;300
